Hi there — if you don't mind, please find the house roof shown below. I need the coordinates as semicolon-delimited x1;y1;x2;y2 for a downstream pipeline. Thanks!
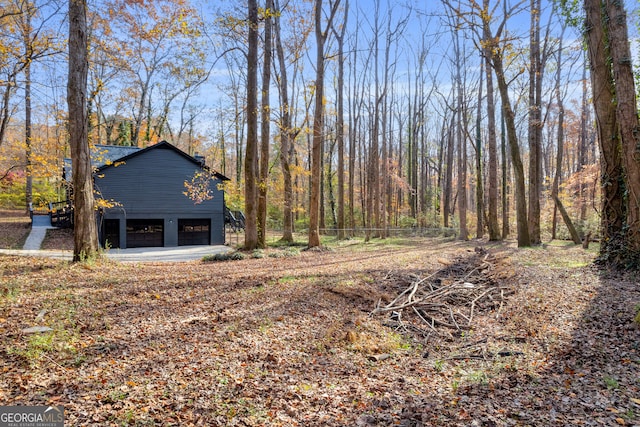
92;145;142;168
63;141;230;181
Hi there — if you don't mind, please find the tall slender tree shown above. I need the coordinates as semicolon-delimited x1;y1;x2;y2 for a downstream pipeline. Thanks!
527;0;542;244
550;23;581;245
68;0;99;260
452;17;468;240
331;0;348;240
244;0;259;250
484;35;500;241
474;57;484;239
257;0;273;248
274;0;293;243
23;4;32;213
308;0;340;248
481;0;530;247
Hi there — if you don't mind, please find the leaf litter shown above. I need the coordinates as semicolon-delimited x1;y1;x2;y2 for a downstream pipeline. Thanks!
0;238;638;426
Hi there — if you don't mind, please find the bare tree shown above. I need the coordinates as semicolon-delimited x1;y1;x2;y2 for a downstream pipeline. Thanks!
481;0;530;247
483;38;500;241
527;0;553;245
273;0;294;243
550;23;580;245
452;14;468;240
308;0;340;248
473;57;484;239
331;0;347;240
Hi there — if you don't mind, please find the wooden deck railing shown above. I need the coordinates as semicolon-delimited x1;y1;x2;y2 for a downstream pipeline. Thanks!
49;201;73;228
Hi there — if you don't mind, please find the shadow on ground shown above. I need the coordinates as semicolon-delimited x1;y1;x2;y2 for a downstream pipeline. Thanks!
358;262;640;426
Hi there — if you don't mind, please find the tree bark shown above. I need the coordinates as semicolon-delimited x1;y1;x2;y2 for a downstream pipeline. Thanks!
244;0;259;250
474;57;484;239
584;0;624;256
454;26;468;240
68;0;99;261
552;194;582;245
501;114;510;239
479;2;530;247
495;69;530;247
334;1;347;240
347;28;359;236
273;0;294;243
484;47;500;241
550;24;580;245
579;54;589;222
443;114;454;228
527;0;542;244
24;12;32;214
605;0;640;255
258;0;273;248
308;0;325;248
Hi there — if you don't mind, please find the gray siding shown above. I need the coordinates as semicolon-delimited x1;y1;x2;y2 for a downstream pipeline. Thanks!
96;144;225;247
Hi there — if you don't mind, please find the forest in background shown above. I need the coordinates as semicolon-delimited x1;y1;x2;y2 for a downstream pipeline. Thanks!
0;0;638;258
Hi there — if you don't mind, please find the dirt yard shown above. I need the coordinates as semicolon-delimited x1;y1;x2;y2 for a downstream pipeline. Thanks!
0;209;30;249
0;212;639;426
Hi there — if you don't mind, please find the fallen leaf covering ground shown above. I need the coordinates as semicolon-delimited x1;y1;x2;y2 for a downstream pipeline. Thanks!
40;227;74;251
0;210;30;249
1;214;639;426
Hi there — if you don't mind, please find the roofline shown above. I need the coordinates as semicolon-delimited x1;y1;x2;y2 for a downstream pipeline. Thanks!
94;140;230;181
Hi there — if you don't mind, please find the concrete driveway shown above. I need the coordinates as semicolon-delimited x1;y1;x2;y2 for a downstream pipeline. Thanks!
3;214;233;262
104;245;232;262
0;245;232;262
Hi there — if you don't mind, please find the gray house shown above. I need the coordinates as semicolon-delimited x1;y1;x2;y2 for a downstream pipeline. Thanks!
88;141;229;249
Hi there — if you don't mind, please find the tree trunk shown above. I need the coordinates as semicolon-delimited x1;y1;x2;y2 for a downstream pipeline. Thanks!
24;21;32;214
492;58;530;247
484;48;500;240
474;0;529;247
443;114;454;228
605;0;640;257
244;0;259;250
319;137;326;232
348;71;357;236
235;87;244;185
308;0;325;248
551;25;579;244
474;57;484;239
68;0;99;261
274;0;294;243
527;0;542;244
454;27;468;240
579;55;589;222
584;0;624;258
333;0;347;240
501;114;510;239
258;0;273;248
327;138;337;230
552;194;582;245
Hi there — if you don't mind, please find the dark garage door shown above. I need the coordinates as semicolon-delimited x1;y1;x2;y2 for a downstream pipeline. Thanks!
178;219;210;246
126;219;163;248
102;219;120;249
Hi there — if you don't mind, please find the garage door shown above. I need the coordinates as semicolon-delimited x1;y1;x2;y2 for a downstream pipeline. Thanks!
178;219;210;246
126;219;163;248
102;219;120;249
